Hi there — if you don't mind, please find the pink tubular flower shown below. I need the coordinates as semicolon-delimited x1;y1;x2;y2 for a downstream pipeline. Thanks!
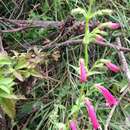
95;35;105;45
70;120;77;130
95;84;118;107
79;58;87;83
84;99;100;130
107;22;120;29
105;62;120;73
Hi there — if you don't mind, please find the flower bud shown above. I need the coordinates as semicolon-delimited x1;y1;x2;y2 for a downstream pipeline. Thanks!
79;58;87;83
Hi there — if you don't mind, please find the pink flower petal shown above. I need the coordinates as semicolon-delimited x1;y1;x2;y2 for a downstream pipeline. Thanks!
95;84;118;107
84;99;100;130
105;62;120;73
70;120;77;130
108;22;120;29
79;58;87;83
95;35;105;45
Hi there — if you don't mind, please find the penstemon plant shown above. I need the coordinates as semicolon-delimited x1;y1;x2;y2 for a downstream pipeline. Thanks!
56;0;121;130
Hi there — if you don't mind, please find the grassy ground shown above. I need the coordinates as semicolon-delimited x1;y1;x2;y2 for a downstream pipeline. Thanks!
0;0;130;130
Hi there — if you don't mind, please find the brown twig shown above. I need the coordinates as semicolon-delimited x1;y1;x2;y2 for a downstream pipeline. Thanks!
0;17;86;33
116;37;130;86
5;20;62;28
103;42;130;52
105;37;130;130
0;33;5;52
41;39;130;52
42;39;82;50
0;17;64;32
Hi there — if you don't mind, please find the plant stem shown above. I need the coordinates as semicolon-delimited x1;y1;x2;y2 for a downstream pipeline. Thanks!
84;44;89;70
83;18;89;70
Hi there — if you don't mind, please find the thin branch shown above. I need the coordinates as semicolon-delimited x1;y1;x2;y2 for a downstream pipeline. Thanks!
116;37;130;85
41;39;130;52
0;17;64;32
0;17;86;33
104;42;130;52
41;39;82;50
0;33;5;52
105;37;130;130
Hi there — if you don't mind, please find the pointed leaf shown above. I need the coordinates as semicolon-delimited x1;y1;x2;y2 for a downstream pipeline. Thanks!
0;78;14;86
0;86;10;94
0;89;25;99
13;71;24;81
29;69;42;78
0;53;12;65
0;98;16;119
15;57;28;70
88;71;103;76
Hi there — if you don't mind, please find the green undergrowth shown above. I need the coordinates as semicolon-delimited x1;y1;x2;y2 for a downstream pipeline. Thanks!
0;0;130;130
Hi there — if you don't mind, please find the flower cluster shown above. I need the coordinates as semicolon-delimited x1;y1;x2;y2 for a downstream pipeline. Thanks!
69;58;120;130
95;22;120;45
69;22;121;130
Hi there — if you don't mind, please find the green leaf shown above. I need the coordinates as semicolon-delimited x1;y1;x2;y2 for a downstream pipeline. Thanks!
91;63;104;70
98;59;110;63
15;57;28;70
69;64;79;73
76;95;85;106
88;71;103;76
70;105;80;116
20;102;34;114
29;69;42;78
0;53;12;65
1;94;25;100
0;89;25;99
20;70;31;78
0;85;10;94
0;98;16;119
13;71;24;82
0;78;15;94
0;78;14;86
